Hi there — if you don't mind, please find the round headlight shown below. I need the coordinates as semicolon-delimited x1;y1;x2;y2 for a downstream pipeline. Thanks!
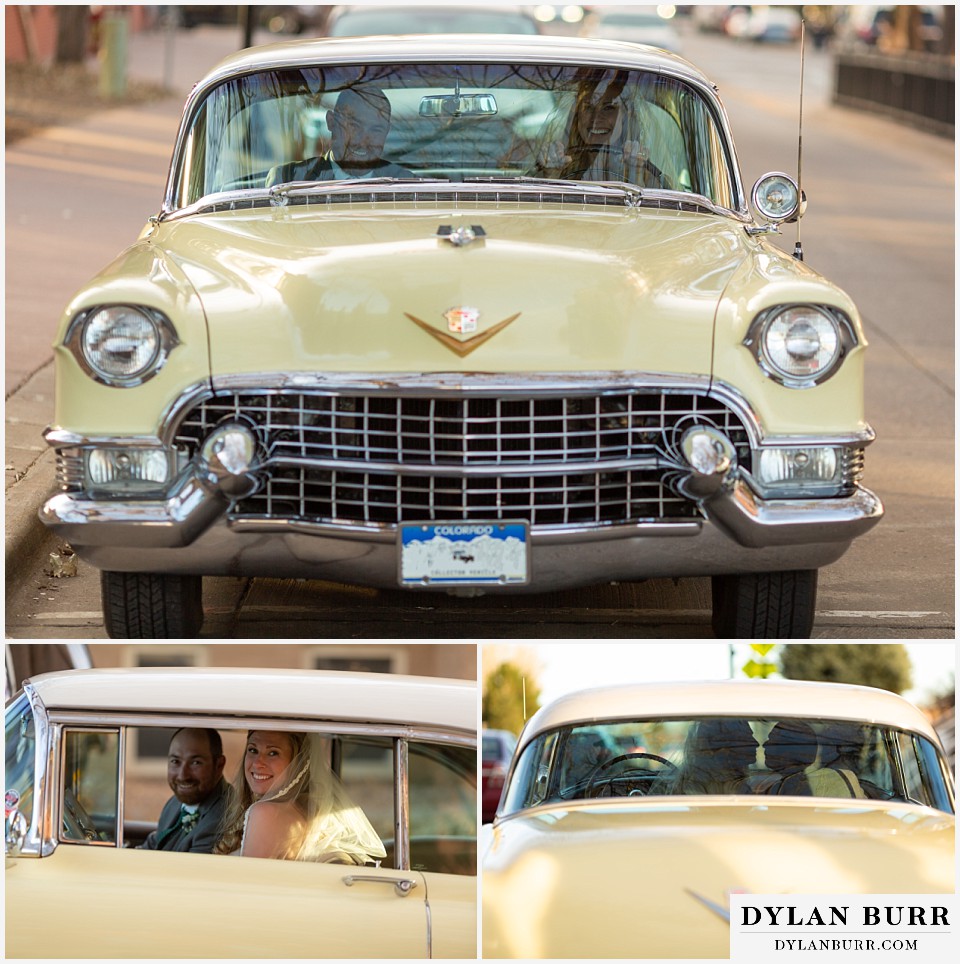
82;306;160;383
761;306;841;383
752;173;801;223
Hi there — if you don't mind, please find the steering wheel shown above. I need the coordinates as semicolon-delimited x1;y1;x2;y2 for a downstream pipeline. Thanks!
63;788;101;842
586;752;677;798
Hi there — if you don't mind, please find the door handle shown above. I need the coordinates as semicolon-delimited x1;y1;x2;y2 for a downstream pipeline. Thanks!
342;874;418;897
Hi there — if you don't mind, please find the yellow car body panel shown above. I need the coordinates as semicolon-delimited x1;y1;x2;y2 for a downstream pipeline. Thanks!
6;845;433;958
52;240;209;436
48;205;868;439
482;800;955;959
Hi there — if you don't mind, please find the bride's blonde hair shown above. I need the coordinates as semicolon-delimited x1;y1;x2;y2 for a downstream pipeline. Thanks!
213;730;307;855
213;730;385;865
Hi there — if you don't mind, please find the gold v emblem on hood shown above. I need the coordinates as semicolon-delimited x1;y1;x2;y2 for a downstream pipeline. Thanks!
404;310;521;357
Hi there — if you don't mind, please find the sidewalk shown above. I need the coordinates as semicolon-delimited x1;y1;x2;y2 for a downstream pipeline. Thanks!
4;24;276;586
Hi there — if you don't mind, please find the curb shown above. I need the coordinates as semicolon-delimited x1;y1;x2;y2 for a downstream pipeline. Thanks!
5;451;56;580
5;364;58;591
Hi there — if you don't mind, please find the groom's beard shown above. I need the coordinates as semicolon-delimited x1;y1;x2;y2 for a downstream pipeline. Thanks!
339;156;385;175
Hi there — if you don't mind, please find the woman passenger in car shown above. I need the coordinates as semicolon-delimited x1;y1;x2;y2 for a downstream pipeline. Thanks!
663;719;759;795
530;71;668;188
213;730;386;865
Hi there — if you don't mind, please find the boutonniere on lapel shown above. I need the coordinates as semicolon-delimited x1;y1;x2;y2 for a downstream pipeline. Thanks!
181;808;200;834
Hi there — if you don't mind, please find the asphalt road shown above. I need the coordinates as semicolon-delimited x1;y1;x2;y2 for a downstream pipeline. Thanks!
5;22;954;639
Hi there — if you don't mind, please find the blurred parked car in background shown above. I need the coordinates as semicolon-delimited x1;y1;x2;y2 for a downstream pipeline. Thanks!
482;729;518;823
325;4;541;37
726;5;802;43
579;5;682;53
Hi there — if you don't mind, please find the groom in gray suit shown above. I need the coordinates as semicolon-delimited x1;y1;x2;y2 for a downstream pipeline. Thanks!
141;728;229;853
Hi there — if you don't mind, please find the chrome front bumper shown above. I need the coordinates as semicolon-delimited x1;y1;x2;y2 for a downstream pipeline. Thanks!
41;447;884;586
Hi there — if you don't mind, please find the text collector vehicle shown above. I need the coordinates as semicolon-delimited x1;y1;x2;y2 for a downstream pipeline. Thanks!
481;680;955;959
5;667;477;958
39;34;883;638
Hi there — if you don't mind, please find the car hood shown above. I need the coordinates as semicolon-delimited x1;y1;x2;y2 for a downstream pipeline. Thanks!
481;799;955;959
157;204;749;381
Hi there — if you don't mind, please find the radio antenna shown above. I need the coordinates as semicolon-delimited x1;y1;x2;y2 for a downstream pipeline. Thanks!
794;18;805;262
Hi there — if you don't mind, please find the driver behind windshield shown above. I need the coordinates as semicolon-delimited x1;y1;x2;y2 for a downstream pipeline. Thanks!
266;86;414;186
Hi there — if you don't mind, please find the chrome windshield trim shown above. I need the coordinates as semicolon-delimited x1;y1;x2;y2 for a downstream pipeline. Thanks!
9;685;50;857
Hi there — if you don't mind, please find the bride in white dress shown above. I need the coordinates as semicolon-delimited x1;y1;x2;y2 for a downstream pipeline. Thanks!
213;730;386;864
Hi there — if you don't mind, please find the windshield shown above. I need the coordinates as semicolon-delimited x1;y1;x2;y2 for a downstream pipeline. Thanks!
501;716;955;815
173;62;735;208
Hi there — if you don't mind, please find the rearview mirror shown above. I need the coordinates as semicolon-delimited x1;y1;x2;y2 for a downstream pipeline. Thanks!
419;93;498;117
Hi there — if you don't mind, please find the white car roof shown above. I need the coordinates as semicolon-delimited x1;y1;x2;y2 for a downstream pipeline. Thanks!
518;679;940;752
200;32;706;89
22;667;476;735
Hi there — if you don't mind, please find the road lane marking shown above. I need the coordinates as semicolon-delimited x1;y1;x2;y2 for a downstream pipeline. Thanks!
819;611;945;619
32;125;172;156
6;151;164;186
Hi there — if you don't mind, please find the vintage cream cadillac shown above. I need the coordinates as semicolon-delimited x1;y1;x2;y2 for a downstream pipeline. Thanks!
481;679;955;959
5;667;477;958
39;35;883;637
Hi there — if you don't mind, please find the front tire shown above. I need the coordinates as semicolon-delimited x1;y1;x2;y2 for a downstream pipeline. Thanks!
101;572;204;638
711;569;817;639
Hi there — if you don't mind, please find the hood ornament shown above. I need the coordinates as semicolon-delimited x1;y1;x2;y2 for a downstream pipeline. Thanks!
405;309;520;357
444;306;479;333
437;224;486;247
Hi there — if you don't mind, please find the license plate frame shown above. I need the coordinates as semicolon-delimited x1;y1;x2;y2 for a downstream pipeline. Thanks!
399;522;530;587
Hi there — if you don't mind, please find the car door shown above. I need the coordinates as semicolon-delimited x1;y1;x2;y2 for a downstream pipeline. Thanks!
338;733;478;959
406;740;477;959
6;724;431;959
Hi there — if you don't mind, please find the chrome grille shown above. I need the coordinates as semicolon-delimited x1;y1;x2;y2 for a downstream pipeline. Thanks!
241;466;696;527
174;392;751;466
173;389;753;528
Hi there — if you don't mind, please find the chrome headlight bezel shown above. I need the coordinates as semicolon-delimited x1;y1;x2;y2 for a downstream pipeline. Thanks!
64;305;180;387
744;304;858;389
751;172;804;223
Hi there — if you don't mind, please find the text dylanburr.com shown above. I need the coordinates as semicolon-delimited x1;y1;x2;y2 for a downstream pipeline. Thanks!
729;895;957;962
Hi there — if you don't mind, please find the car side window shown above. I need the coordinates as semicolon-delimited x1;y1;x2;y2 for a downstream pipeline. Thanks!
60;729;120;845
408;742;477;877
338;735;395;866
895;732;932;807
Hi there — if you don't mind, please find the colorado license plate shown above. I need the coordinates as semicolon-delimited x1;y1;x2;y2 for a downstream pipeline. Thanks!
399;522;529;586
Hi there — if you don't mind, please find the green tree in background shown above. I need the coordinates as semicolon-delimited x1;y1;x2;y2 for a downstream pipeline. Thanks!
779;644;912;694
483;662;541;735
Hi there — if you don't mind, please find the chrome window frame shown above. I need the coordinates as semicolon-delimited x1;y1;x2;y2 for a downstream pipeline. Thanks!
40;710;475;870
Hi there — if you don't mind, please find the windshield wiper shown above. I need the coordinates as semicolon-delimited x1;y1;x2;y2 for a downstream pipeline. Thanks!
465;175;643;201
269;177;452;198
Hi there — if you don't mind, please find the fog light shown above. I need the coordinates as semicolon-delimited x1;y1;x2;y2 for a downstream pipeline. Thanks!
85;447;170;494
754;447;842;496
681;427;736;476
201;424;256;476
